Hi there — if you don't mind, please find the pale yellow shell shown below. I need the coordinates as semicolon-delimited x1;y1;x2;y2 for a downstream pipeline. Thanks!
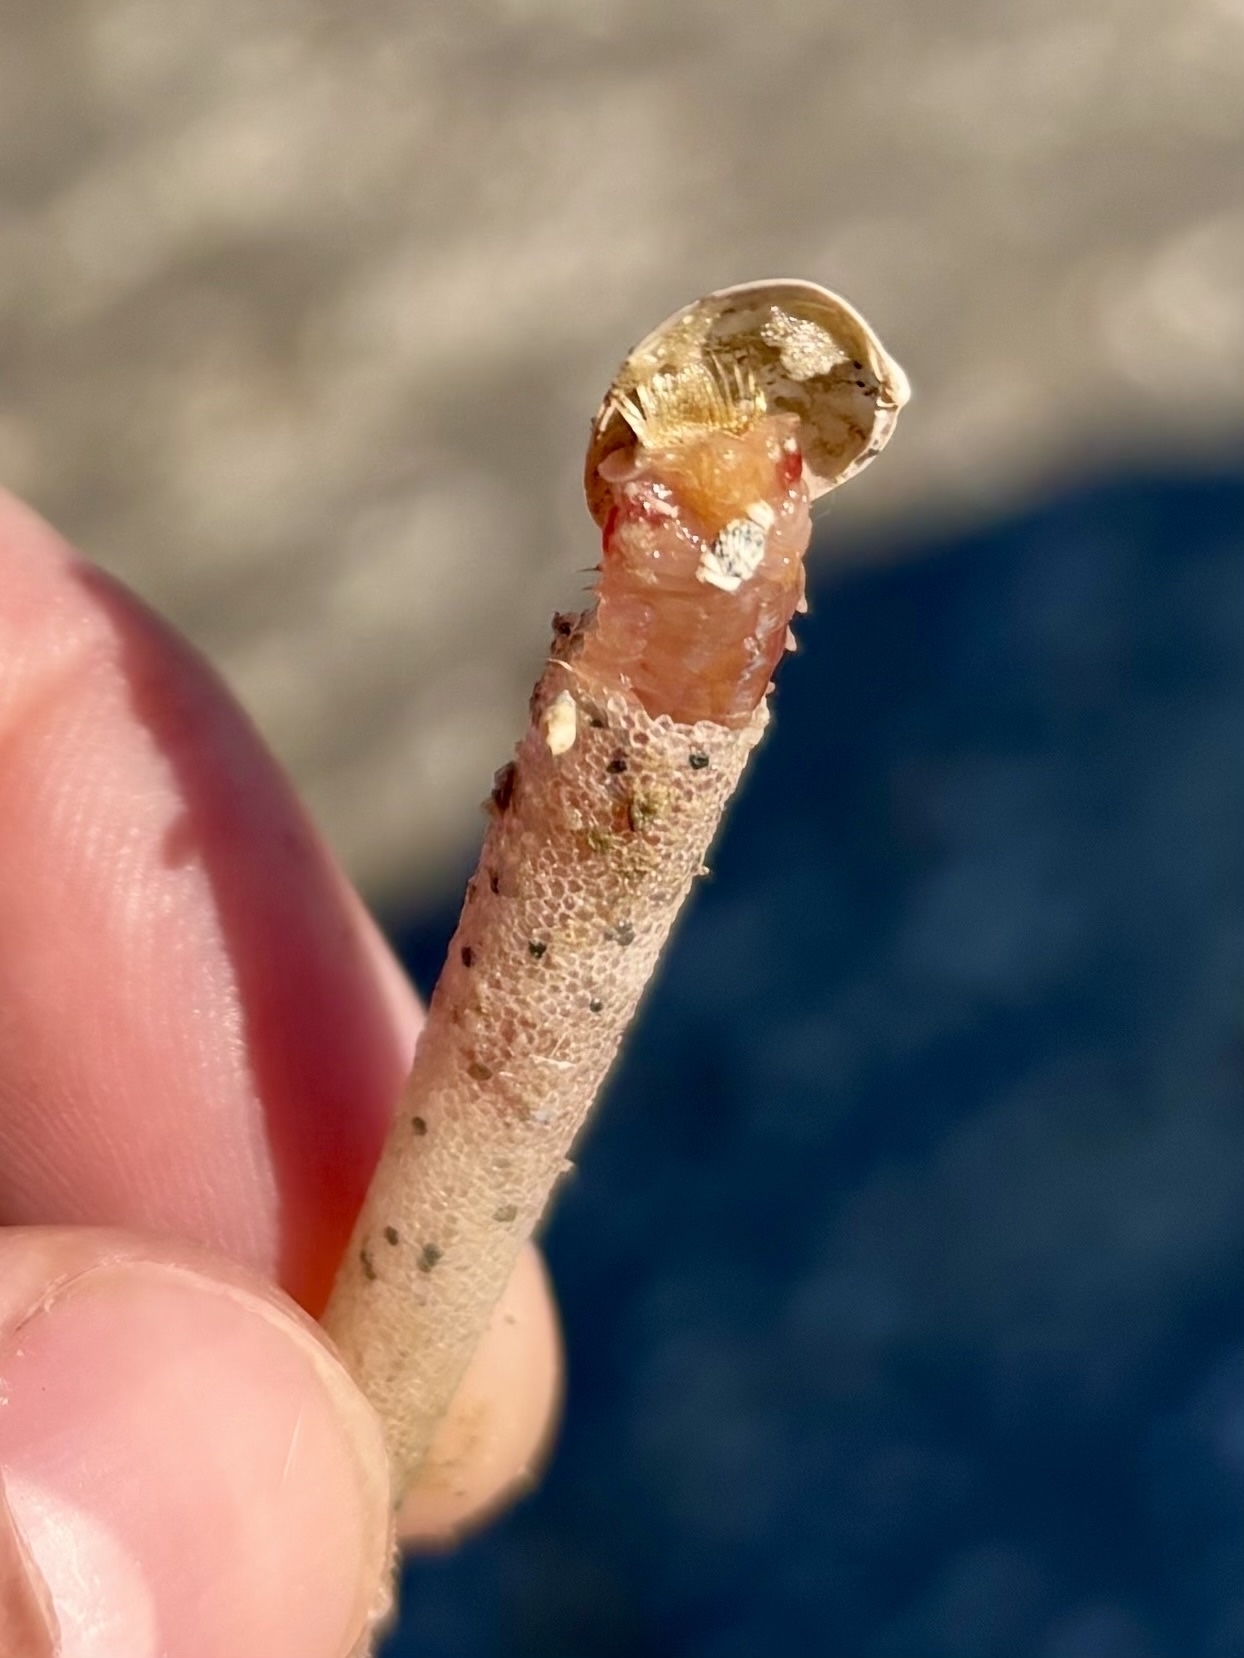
585;279;909;528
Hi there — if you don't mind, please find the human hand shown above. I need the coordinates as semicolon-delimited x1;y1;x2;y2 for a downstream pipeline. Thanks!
0;490;560;1658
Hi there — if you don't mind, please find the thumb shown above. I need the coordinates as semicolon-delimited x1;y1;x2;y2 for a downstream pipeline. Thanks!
0;1229;391;1658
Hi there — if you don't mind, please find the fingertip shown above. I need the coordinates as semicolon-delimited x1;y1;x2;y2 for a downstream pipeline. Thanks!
0;1231;393;1658
0;488;419;1308
397;1244;562;1546
0;485;61;551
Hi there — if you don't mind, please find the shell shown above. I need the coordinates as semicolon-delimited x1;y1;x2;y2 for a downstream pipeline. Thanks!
585;279;909;528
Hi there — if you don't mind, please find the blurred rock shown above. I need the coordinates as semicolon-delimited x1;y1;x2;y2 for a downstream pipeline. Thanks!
0;0;1241;898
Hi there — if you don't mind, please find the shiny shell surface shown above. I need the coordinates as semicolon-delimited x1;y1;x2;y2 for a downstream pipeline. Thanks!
585;279;909;528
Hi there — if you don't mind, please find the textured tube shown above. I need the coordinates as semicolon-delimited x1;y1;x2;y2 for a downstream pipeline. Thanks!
323;281;908;1494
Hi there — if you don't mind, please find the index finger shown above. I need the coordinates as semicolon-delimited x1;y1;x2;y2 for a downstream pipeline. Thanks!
0;490;562;1539
0;486;415;1312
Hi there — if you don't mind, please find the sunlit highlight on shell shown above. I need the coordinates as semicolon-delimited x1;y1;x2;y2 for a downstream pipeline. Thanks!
585;279;909;529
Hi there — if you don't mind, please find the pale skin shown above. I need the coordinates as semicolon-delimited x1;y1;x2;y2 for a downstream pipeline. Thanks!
0;488;559;1658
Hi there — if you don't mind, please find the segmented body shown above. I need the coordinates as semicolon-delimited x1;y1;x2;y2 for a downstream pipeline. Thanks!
580;412;812;726
321;420;812;1484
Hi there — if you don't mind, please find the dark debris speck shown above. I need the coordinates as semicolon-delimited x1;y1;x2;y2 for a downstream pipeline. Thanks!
489;761;517;813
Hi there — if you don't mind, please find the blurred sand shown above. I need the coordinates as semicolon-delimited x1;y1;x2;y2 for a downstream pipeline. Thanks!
1;0;1241;901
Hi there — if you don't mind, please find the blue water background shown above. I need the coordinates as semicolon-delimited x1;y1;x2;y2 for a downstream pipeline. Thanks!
380;470;1244;1658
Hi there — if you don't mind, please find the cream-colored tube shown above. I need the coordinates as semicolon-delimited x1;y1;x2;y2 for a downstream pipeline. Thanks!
323;281;908;1494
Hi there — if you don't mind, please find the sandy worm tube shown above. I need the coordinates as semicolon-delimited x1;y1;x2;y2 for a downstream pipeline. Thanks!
323;281;908;1494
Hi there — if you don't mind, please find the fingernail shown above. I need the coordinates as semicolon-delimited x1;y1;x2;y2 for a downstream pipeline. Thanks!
0;1261;391;1658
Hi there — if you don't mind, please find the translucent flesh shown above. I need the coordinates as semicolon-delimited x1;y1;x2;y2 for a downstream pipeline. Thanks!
578;414;812;727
